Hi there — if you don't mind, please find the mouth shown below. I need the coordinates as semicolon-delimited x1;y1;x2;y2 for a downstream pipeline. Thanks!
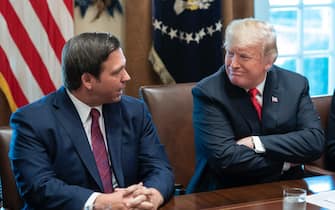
229;70;243;76
118;87;126;95
117;89;123;95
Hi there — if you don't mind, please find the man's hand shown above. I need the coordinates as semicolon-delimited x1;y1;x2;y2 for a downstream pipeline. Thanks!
93;183;164;210
236;136;254;149
93;183;144;210
125;186;164;210
93;190;128;210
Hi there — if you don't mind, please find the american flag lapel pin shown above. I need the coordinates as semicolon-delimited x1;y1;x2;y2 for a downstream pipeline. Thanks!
272;96;279;103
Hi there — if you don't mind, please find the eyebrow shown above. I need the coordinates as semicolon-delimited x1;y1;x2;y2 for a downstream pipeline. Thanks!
111;65;125;75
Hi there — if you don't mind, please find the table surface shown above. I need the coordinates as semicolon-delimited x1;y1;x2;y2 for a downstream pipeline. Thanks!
204;199;323;210
161;175;335;210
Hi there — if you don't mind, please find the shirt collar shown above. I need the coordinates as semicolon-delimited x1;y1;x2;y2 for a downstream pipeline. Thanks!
66;89;103;124
246;73;267;96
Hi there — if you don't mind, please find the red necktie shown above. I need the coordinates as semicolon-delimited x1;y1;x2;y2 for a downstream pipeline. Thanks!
90;108;114;193
248;88;262;120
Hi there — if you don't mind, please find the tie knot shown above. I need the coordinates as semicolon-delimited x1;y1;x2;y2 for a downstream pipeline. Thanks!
90;108;100;119
248;88;259;97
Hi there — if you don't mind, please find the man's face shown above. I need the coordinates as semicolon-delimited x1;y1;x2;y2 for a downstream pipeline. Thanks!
225;45;271;89
90;48;131;104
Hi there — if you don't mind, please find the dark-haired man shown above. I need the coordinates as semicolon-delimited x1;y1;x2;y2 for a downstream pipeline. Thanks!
10;32;174;210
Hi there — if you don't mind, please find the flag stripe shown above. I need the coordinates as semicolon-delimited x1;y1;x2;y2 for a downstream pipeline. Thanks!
10;0;63;89
47;0;74;41
0;0;56;94
0;0;73;111
0;13;44;103
62;0;74;19
0;46;29;108
29;0;65;63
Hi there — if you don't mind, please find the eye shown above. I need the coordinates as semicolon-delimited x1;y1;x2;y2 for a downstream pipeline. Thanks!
110;66;124;76
240;54;251;60
227;51;234;57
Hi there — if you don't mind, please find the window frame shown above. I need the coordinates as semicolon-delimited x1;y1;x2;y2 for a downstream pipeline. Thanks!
254;0;335;96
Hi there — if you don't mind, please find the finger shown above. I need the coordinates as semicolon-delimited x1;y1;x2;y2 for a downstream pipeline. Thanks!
133;187;153;198
114;188;126;192
137;201;154;209
118;183;142;197
126;183;143;193
126;194;148;208
112;188;128;197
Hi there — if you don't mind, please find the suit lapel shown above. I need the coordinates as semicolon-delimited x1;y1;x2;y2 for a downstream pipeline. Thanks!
103;103;125;187
225;74;261;134
220;67;281;135
52;88;103;190
262;68;280;131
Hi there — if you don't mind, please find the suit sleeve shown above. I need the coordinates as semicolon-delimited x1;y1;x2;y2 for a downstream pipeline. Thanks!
137;103;175;203
259;79;324;163
192;87;283;177
9;110;93;210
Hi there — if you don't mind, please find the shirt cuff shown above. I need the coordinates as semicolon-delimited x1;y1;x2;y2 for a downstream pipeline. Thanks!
84;192;101;210
252;136;266;153
282;162;291;172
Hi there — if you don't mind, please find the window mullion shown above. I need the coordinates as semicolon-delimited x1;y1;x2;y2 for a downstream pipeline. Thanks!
297;0;303;75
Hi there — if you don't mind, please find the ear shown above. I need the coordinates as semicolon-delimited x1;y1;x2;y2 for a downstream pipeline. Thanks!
265;63;272;71
264;56;274;72
81;73;94;90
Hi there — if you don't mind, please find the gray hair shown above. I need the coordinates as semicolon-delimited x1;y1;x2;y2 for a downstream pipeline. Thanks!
224;18;278;63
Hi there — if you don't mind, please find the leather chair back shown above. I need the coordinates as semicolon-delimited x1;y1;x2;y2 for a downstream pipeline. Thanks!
310;95;332;170
0;126;23;210
0;89;11;126
139;83;196;189
139;85;335;183
312;95;332;130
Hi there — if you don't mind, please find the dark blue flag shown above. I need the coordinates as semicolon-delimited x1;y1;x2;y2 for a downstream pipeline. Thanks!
75;0;122;18
149;0;223;84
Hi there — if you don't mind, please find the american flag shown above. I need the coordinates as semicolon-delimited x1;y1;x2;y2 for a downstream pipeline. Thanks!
0;0;74;111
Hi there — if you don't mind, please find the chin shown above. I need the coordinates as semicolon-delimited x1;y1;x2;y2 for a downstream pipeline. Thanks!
111;96;122;103
230;79;248;89
229;77;241;86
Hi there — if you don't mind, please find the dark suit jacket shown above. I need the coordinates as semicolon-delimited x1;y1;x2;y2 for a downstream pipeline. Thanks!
9;87;174;210
326;90;335;170
186;65;324;193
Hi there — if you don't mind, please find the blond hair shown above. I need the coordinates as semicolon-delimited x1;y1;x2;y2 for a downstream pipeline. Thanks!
224;18;278;63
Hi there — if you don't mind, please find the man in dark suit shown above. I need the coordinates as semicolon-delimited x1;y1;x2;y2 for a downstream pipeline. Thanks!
326;90;335;170
186;18;324;193
9;32;174;210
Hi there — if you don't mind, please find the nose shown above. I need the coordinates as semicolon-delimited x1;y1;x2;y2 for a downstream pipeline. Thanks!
121;69;131;82
230;55;240;68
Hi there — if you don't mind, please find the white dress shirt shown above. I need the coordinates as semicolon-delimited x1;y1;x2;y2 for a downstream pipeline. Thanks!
67;90;117;210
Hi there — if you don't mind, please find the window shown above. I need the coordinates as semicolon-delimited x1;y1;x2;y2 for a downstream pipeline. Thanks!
255;0;335;96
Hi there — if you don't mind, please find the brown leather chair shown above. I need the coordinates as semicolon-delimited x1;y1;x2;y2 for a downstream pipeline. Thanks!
0;89;11;126
139;83;335;189
0;126;23;210
139;82;196;193
304;95;335;175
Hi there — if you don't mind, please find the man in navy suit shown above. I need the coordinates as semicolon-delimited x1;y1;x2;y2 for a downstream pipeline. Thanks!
186;18;324;193
9;32;174;209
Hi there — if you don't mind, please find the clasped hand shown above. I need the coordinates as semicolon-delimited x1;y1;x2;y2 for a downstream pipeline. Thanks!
93;182;163;210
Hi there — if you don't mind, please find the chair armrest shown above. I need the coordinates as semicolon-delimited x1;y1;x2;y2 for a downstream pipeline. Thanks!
174;183;186;196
